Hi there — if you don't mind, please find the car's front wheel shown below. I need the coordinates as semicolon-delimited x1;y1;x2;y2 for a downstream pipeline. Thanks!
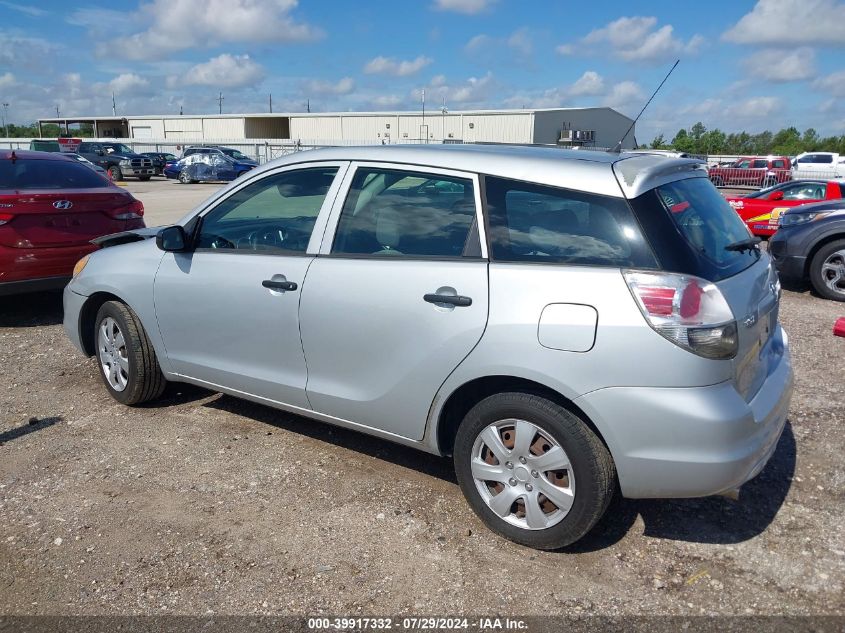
95;301;167;405
454;392;615;550
108;165;122;181
809;239;845;302
178;170;194;184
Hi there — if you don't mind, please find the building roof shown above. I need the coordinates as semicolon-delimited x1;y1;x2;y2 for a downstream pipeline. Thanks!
37;106;630;124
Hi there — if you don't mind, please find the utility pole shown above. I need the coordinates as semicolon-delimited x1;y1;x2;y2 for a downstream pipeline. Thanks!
217;92;224;114
306;99;310;113
179;105;183;116
420;88;428;143
1;103;8;138
269;93;273;113
440;99;447;143
112;92;117;116
56;104;60;118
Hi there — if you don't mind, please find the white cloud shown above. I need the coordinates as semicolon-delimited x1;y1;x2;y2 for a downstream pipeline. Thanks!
569;71;605;97
814;70;845;97
103;0;321;60
0;1;46;17
108;73;150;95
602;81;646;112
506;28;532;57
451;72;495;103
364;55;433;77
465;28;534;60
169;54;265;89
559;16;703;64
370;95;403;108
0;72;15;88
723;0;845;46
303;77;355;96
744;48;816;83
432;0;496;14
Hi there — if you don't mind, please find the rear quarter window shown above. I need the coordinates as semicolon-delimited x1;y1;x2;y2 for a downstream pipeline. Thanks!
0;158;109;189
483;176;657;267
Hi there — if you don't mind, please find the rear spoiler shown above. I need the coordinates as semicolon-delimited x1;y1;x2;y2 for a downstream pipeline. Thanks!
91;227;161;249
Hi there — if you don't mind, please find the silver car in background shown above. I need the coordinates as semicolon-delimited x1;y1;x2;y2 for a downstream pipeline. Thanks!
63;145;793;550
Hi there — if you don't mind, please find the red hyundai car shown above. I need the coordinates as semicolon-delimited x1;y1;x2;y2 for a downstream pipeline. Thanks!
0;150;145;296
725;179;845;237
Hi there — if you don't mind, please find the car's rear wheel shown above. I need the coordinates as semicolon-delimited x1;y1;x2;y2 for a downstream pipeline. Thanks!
95;301;166;405
809;239;845;302
710;176;724;187
108;165;122;181
178;170;194;184
453;392;615;550
763;176;777;188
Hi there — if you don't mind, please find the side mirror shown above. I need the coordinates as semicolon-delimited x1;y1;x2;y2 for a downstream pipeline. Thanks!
769;191;784;201
156;225;188;252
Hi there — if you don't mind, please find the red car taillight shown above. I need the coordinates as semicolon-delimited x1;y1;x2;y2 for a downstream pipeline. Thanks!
107;199;145;220
624;270;738;360
0;212;13;226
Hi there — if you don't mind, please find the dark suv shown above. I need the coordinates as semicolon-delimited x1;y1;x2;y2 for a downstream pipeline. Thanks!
77;142;155;181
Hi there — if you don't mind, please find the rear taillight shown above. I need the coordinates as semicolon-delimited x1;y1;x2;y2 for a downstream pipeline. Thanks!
108;199;145;220
0;212;13;226
624;270;738;360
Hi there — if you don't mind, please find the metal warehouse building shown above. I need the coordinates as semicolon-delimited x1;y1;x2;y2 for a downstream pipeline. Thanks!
37;107;635;148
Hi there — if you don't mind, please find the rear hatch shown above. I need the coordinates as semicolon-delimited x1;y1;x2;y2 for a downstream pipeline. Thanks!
638;176;781;402
0;156;140;248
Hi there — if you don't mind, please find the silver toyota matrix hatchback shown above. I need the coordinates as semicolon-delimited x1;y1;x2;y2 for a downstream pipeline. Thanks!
64;145;793;550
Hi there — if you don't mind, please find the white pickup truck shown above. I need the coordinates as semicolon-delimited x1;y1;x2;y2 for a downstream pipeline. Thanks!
792;152;845;178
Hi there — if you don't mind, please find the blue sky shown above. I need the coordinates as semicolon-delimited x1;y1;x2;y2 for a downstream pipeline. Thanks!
1;0;844;142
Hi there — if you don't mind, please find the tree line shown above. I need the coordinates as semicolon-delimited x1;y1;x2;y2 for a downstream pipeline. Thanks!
648;123;845;156
2;122;95;138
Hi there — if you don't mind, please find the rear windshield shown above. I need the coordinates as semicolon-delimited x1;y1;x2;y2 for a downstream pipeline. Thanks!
484;176;657;267
629;176;758;281
0;159;109;189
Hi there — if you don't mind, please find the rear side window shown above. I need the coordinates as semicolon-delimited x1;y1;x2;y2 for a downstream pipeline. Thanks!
332;167;478;258
751;159;768;168
0;158;108;189
772;160;786;168
483;176;657;267
815;154;833;164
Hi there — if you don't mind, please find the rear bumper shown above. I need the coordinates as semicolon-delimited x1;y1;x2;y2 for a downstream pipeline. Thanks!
574;327;793;499
0;243;97;294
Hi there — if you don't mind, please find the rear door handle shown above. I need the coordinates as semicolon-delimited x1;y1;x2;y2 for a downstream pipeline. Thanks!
262;279;298;291
424;293;472;307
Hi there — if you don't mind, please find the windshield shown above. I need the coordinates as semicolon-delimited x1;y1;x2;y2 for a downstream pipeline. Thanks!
223;149;250;161
103;143;134;154
0;159;108;189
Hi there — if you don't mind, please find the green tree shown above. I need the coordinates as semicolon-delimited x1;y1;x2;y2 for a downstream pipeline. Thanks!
650;133;667;149
771;127;802;155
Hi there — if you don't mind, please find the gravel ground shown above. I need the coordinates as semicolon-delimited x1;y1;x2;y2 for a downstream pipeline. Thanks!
0;281;843;618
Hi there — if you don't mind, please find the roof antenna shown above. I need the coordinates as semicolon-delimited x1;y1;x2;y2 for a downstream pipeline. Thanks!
609;59;679;153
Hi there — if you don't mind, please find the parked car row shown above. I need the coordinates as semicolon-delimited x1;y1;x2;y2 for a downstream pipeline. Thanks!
709;152;845;189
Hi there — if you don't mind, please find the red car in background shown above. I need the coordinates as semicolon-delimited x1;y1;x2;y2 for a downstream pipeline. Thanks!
725;179;845;237
0;150;145;296
709;156;792;188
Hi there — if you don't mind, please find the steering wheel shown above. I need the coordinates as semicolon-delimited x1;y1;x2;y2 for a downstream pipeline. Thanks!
247;228;286;250
209;235;235;249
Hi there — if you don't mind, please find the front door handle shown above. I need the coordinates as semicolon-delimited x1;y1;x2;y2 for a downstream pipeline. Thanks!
262;279;298;291
424;293;472;307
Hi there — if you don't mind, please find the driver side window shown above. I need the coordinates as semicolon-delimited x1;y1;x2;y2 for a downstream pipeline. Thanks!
196;166;339;254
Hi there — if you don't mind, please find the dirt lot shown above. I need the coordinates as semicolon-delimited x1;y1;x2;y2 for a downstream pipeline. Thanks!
0;279;843;618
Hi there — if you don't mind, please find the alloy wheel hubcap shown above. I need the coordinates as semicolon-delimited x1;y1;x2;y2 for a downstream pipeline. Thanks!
821;249;845;296
471;419;575;530
98;317;129;392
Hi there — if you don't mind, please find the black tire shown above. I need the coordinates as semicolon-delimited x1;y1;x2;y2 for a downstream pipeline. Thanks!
94;301;166;405
453;392;615;550
710;176;724;187
178;170;194;184
809;239;845;302
139;176;152;181
108;165;122;181
763;176;777;188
